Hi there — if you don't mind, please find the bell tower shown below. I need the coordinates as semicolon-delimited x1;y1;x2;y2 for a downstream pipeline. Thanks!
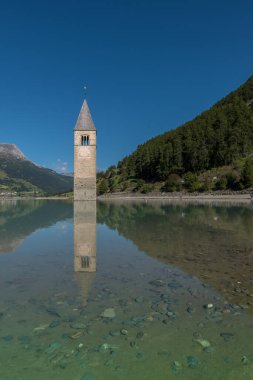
74;99;96;200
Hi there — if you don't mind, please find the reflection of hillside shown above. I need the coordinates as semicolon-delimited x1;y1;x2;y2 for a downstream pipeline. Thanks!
98;201;253;310
0;200;73;253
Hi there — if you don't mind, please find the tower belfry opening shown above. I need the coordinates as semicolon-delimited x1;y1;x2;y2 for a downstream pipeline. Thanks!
74;98;96;200
81;135;90;146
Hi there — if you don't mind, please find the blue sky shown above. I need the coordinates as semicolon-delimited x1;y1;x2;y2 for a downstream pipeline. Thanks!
0;0;252;173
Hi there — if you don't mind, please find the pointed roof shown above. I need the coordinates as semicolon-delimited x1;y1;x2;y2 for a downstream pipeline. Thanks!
74;99;96;131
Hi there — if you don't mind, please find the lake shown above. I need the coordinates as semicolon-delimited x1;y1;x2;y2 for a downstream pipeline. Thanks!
0;199;253;380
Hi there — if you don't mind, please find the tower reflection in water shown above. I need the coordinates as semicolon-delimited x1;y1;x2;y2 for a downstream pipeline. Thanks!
74;201;96;305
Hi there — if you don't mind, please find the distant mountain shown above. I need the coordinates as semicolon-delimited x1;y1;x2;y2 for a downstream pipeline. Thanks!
97;75;253;193
0;144;73;195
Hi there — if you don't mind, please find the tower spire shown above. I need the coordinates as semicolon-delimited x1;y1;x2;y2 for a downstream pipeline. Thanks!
74;97;95;131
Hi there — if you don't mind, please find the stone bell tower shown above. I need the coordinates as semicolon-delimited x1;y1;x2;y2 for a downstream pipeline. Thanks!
74;99;96;200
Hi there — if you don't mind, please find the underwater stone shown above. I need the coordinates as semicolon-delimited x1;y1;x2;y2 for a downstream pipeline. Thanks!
135;297;144;303
45;342;62;355
69;331;83;340
168;282;182;289
70;322;86;329
50;320;61;328
171;361;182;373
136;331;144;339
194;339;211;348
81;372;94;380
203;303;214;309
101;308;116;318
220;332;234;342
136;352;144;359
241;356;250;365
187;356;200;369
110;329;121;337
46;307;61;318
2;335;13;342
203;346;215;354
149;279;165;287
18;336;31;344
187;306;196;314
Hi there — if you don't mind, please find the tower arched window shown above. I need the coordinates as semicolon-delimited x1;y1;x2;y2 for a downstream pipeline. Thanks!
81;135;90;146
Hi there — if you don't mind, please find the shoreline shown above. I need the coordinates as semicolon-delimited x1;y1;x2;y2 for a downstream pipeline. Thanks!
98;191;252;203
1;191;252;203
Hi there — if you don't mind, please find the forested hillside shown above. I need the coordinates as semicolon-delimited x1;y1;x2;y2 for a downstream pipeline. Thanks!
0;144;73;195
98;76;253;194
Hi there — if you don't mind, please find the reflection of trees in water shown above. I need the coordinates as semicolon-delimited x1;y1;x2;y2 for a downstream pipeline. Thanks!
98;201;253;309
0;200;73;253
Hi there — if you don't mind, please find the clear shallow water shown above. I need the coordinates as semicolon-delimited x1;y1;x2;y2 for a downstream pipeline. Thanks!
0;199;253;380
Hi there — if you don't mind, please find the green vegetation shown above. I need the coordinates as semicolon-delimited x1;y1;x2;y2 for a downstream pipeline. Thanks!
241;159;253;188
97;76;253;194
0;155;73;196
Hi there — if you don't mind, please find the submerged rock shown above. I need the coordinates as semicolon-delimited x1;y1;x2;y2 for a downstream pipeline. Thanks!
203;346;215;354
187;306;196;314
203;303;214;309
171;361;182;373
109;329;121;337
101;308;116;318
70;322;86;329
50;320;61;328
241;356;250;365
135;297;144;303
194;339;211;348
149;279;165;287
136;352;145;359
45;342;62;355
81;372;94;380
18;335;31;344
33;324;49;332
187;356;200;369
2;335;13;342
220;332;235;342
136;331;144;339
69;331;83;340
46;307;61;318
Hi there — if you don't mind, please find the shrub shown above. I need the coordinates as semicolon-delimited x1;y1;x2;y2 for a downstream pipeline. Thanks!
183;172;201;192
141;184;154;194
97;179;108;195
241;159;253;188
133;179;145;192
215;176;228;190
163;174;182;192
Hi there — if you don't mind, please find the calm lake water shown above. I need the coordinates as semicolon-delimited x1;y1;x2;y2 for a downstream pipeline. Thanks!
0;199;253;380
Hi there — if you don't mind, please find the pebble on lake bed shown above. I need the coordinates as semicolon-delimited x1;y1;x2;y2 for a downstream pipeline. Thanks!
194;339;211;348
101;308;116;318
204;303;214;309
69;331;83;340
171;361;182;373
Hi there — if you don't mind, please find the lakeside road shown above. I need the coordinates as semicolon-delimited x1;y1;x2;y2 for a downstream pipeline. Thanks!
98;191;253;203
1;191;252;203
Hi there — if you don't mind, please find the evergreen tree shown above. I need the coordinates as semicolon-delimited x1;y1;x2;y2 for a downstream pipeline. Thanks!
97;179;109;195
241;159;253;188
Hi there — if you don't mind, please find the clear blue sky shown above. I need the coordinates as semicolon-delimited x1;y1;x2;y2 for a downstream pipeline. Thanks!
1;0;252;173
